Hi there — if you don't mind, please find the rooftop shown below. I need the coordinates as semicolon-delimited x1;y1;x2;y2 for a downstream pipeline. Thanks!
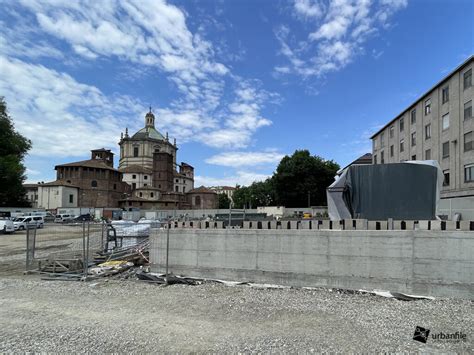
56;159;119;171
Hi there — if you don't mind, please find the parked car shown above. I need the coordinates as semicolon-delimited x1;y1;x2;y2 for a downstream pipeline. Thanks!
44;212;56;222
54;214;75;223
13;216;44;230
73;214;93;222
0;218;14;234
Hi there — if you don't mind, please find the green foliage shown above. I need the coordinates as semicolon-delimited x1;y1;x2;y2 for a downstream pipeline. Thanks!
273;150;339;207
233;150;339;209
217;193;231;209
0;97;32;207
232;178;276;209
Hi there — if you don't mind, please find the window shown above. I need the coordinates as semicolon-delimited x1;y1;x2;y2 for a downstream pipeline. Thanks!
464;131;473;152
195;196;201;206
113;184;117;190
380;132;385;147
411;132;416;146
425;149;431;160
465;164;474;182
380;150;385;164
390;145;394;157
389;126;394;138
442;141;450;158
175;179;179;183
400;139;405;152
132;183;136;190
144;175;148;180
442;86;449;104
69;194;74;203
411;109;416;124
465;100;472;120
144;183;147;187
175;185;179;192
425;98;431;115
425;124;431;139
139;192;143;197
443;170;450;187
399;118;404;132
442;113;449;130
133;146;139;157
411;155;416;160
464;69;472;90
91;180;97;187
151;192;154;198
158;184;161;188
132;174;136;179
183;186;186;193
373;154;377;164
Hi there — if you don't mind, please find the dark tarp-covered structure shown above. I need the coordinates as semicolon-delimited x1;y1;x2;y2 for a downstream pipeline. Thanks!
327;161;443;221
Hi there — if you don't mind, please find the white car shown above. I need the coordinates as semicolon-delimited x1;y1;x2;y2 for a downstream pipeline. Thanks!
13;216;44;230
0;218;14;234
54;214;75;223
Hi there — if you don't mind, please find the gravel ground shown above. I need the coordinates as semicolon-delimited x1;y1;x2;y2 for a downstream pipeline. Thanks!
0;277;472;353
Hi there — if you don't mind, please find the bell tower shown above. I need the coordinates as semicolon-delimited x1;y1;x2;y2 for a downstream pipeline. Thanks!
145;107;155;128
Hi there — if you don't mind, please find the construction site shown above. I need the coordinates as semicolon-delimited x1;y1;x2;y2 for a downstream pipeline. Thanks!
0;218;472;353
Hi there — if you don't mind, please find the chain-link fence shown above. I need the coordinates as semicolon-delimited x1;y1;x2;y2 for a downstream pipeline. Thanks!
23;220;159;276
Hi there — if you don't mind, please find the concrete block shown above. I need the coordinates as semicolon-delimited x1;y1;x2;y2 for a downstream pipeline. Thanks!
184;221;192;228
270;221;277;229
300;220;311;229
331;220;342;230
208;221;215;229
312;220;321;230
260;221;270;229
431;220;442;230
355;219;367;230
405;221;415;230
290;220;299;229
445;221;456;231
192;221;201;229
368;221;377;230
320;220;330;230
343;219;355;230
460;220;473;231
243;221;251;229
418;220;430;230
215;221;224;229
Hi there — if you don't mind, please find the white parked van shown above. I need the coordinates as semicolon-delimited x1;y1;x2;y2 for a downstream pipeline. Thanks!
0;218;14;234
13;216;44;230
54;214;75;223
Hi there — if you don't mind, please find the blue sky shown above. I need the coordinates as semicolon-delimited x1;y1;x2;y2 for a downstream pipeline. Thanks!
1;0;472;186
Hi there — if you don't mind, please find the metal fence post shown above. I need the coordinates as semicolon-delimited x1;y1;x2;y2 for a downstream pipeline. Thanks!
25;224;37;271
165;218;170;284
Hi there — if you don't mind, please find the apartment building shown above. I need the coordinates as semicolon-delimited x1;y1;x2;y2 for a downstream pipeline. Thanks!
371;56;473;202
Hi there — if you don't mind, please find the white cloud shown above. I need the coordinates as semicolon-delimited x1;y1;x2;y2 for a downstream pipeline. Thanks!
206;151;284;167
3;0;276;151
0;56;143;157
195;171;271;187
276;0;408;78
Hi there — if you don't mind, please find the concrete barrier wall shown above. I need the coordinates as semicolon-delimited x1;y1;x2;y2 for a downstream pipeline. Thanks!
163;219;474;231
150;229;474;299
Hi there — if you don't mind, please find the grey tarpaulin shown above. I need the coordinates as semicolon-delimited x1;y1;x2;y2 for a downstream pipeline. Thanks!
327;161;443;221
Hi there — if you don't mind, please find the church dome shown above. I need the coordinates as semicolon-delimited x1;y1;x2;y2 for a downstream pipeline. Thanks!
132;126;165;140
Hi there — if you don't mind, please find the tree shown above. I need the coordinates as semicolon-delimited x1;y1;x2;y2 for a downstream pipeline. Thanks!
0;97;32;207
273;150;339;207
232;178;276;209
218;193;231;209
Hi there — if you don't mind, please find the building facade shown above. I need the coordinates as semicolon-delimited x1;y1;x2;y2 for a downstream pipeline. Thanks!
371;56;473;200
209;186;236;202
37;181;79;210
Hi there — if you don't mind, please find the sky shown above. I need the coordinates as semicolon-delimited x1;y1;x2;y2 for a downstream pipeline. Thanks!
0;0;472;187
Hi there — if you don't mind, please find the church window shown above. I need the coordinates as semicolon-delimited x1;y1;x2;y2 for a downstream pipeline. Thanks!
132;183;136;190
151;193;154;198
139;192;143;197
133;147;139;157
113;184;117;190
175;186;179;192
183;186;185;193
144;184;148;187
91;180;97;188
132;174;136;179
144;175;148;180
195;196;201;206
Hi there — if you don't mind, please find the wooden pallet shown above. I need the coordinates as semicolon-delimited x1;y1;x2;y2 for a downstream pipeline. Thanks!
39;258;83;273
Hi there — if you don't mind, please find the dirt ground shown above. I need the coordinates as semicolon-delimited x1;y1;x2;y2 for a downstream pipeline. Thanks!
0;226;472;353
